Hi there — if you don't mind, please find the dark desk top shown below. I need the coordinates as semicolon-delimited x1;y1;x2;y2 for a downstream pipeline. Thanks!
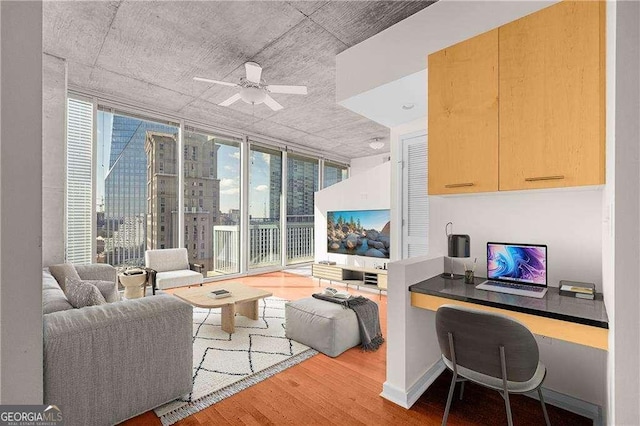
409;275;609;329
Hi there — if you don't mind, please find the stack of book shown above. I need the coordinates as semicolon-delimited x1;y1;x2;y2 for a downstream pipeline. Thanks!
559;280;595;300
209;289;232;299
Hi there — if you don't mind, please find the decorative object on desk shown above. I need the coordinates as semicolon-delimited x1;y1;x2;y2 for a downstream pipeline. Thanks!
208;289;231;299
463;258;477;284
559;280;595;300
318;260;336;265
440;222;470;279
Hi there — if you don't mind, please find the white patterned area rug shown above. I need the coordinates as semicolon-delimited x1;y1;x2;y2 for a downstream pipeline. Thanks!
155;296;318;425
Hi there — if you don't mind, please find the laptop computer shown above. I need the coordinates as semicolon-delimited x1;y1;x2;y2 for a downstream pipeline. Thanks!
475;242;548;299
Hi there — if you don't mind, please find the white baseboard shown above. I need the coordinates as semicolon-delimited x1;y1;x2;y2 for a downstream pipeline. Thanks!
381;360;602;426
380;360;445;409
527;387;603;426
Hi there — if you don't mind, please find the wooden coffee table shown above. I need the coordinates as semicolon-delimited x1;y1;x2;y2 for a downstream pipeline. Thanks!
173;282;272;334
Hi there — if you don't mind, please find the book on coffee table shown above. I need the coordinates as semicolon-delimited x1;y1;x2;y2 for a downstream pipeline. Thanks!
208;289;231;299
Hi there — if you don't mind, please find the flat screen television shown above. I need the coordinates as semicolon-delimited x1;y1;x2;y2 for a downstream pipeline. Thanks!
327;209;390;259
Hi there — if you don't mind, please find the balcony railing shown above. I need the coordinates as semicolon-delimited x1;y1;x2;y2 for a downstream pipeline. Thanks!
212;219;314;273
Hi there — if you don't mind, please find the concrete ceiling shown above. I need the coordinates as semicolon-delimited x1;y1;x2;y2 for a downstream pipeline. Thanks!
43;1;436;160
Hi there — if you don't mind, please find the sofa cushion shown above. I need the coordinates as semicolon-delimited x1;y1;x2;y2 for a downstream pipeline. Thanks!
145;248;189;273
64;278;107;308
49;263;81;291
156;270;203;290
81;280;120;303
43;269;73;315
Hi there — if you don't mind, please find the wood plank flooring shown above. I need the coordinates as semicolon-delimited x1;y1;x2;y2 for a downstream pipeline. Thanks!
121;271;591;426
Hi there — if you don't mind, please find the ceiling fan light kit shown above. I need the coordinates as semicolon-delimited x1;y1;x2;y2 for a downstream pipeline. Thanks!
194;61;307;112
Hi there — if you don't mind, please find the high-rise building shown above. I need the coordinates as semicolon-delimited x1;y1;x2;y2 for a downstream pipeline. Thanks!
286;155;318;218
268;156;282;221
66;98;94;264
103;115;177;266
146;131;220;272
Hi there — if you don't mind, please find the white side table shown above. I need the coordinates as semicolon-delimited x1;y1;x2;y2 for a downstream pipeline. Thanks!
119;271;147;299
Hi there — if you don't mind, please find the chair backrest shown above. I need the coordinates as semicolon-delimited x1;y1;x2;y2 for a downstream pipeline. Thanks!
145;248;189;273
435;304;539;382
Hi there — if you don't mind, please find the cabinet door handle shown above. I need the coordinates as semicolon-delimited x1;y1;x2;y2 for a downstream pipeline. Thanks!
444;182;474;188
524;175;565;182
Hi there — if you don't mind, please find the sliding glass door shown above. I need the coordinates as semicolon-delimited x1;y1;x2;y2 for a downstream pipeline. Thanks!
183;128;241;277
286;154;318;264
249;145;282;269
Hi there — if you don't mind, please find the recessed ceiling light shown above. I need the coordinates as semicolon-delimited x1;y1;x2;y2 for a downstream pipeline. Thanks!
369;138;384;150
402;103;415;110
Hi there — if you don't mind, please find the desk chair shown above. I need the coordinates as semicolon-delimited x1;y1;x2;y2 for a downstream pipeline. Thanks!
435;305;551;426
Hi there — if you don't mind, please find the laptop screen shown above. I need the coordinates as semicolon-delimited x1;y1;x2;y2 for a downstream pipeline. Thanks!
487;242;547;286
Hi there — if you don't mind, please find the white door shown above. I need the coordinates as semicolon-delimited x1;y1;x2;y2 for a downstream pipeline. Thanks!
402;132;429;259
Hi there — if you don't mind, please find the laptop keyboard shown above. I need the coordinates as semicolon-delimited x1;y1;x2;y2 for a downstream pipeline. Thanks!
476;280;548;299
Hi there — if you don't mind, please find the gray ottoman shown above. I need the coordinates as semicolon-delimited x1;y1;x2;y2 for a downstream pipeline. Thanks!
285;297;360;357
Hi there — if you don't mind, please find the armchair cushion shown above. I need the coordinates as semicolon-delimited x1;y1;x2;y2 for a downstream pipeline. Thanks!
49;263;81;291
156;269;203;290
145;248;189;273
64;278;107;309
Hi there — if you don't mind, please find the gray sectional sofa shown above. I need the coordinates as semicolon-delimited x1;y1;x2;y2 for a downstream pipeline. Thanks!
42;264;193;426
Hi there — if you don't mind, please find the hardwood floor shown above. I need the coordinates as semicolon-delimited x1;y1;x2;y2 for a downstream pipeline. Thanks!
122;271;590;426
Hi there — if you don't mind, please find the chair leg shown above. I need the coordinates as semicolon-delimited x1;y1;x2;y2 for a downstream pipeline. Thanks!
503;391;514;426
538;387;551;426
459;380;465;401
442;371;457;426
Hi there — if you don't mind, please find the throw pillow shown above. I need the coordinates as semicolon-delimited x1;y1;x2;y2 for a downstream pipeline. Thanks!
48;263;81;291
85;280;120;303
64;277;107;308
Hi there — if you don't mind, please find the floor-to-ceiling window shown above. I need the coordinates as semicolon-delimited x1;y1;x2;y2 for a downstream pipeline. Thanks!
66;95;348;274
249;145;282;269
184;128;241;276
96;109;178;267
286;154;318;264
323;161;348;188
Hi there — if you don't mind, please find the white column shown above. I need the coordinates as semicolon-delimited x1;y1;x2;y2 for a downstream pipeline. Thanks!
177;120;185;249
0;0;43;403
281;150;288;267
240;137;249;272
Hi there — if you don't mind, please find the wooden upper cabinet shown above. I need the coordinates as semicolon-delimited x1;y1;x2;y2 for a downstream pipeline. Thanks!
499;1;605;191
428;29;499;195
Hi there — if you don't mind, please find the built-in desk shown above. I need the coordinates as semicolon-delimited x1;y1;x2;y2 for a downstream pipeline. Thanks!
409;275;609;350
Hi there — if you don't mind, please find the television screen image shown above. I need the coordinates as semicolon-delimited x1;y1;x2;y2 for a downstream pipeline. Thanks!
327;209;390;259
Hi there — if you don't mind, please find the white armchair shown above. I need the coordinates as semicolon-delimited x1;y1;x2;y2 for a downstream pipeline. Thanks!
145;248;204;295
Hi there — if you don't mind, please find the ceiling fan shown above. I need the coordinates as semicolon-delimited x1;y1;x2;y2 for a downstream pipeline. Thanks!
194;62;308;111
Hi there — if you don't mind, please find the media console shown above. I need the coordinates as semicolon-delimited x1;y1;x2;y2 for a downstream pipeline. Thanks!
312;263;388;294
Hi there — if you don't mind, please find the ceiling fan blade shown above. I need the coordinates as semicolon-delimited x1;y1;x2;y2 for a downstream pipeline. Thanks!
219;93;242;107
245;62;262;83
193;77;238;87
263;95;283;111
267;85;308;95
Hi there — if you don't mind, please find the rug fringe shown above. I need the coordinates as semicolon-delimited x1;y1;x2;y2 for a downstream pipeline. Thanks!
159;348;318;426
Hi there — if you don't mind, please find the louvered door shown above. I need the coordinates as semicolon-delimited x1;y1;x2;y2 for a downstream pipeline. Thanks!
402;132;429;259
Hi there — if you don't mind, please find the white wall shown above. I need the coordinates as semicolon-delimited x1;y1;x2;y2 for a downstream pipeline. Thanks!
314;161;391;269
336;0;558;103
42;53;67;266
349;152;390;177
0;0;43;403
429;188;604;290
611;1;640;423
